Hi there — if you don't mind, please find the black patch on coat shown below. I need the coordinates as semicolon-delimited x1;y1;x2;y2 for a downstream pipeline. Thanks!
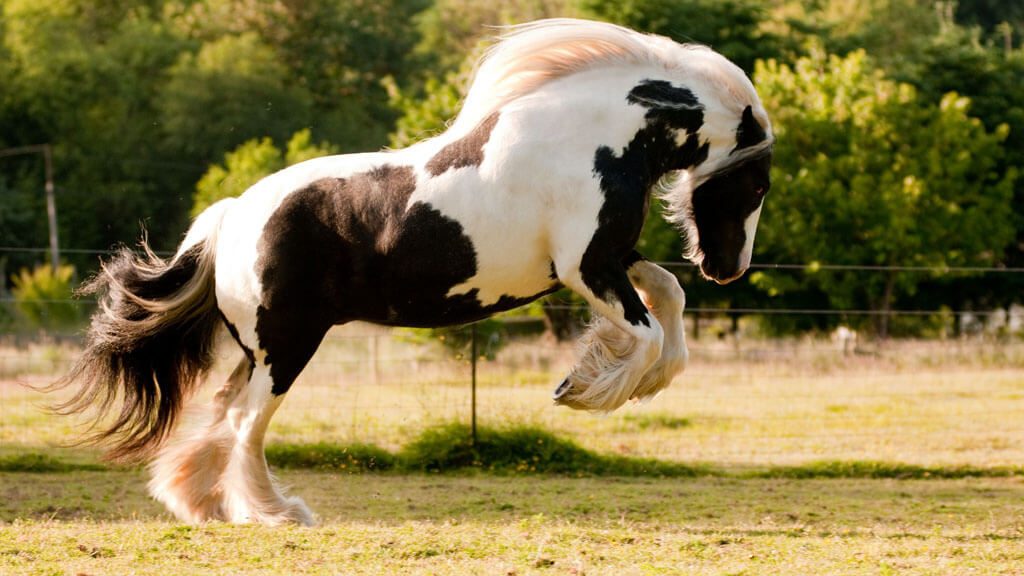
622;249;646;269
579;80;710;327
254;164;554;395
734;105;767;151
692;151;772;281
626;79;705;133
425;112;501;177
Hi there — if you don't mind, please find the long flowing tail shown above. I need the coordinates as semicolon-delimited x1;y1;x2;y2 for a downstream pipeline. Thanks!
53;199;234;462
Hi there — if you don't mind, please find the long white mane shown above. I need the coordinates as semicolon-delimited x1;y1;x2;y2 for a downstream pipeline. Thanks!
454;18;771;137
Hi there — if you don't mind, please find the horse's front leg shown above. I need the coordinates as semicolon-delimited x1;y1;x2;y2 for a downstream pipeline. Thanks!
553;253;666;411
624;259;688;402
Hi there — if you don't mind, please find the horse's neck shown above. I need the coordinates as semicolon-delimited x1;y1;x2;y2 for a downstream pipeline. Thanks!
423;67;657;184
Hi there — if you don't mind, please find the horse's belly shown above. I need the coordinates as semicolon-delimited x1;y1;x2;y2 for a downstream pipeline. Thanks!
366;257;559;328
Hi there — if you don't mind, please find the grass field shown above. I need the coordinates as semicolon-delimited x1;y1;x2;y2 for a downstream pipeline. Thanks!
2;330;1024;574
4;471;1024;574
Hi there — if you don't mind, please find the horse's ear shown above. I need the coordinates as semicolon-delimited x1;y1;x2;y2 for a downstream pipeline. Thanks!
735;105;767;150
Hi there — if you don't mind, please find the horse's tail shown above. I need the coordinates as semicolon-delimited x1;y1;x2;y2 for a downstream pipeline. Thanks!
53;198;236;463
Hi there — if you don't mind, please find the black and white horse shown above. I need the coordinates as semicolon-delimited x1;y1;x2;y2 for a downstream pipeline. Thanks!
57;19;773;525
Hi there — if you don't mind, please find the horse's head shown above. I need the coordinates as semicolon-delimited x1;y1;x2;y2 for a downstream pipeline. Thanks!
685;106;772;284
451;19;773;284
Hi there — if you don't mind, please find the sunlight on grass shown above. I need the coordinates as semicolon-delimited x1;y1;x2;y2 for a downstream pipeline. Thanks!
3;330;1024;468
3;471;1024;575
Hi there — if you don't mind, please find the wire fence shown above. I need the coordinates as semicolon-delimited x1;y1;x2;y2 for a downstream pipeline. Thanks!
2;245;1024;468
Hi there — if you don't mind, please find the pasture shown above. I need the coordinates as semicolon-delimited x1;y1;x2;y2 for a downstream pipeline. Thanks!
3;329;1024;574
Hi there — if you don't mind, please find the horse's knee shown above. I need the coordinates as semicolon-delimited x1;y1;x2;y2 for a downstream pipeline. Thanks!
628;261;685;314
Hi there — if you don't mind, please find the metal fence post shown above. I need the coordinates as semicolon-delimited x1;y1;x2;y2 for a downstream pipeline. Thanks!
470;323;478;446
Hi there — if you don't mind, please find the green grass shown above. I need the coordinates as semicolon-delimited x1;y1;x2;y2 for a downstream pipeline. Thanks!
7;335;1024;469
396;423;706;476
750;460;1024;480
3;470;1024;574
0;452;105;473
266;442;397;472
7;422;1024;482
5;336;1024;573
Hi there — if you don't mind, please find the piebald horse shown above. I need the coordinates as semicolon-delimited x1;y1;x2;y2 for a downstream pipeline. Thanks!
57;19;773;526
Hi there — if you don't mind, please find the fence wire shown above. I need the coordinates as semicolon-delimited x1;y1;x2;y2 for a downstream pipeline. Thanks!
2;246;1024;468
2;301;1024;468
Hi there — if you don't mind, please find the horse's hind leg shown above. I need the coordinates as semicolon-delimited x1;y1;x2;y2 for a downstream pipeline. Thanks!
150;316;328;526
149;357;252;523
219;361;315;526
211;308;331;526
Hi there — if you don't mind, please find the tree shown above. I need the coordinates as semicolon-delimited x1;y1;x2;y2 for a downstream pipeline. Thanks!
414;0;574;76
1;0;195;265
165;0;432;152
579;0;781;73
953;0;1024;47
752;50;1016;337
159;33;314;166
894;30;1024;314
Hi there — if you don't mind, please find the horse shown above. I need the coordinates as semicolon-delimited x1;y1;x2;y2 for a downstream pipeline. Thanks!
54;18;774;526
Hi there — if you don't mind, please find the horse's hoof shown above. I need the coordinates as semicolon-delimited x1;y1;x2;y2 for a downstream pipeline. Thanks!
552;377;573;402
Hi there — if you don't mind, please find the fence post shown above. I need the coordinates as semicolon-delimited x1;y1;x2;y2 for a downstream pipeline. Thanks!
370;334;380;386
470;323;478;446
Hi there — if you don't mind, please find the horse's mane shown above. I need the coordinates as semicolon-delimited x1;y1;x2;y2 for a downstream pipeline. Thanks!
453;18;770;136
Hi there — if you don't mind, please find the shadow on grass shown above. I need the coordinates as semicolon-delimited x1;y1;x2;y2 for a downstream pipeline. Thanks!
264;423;706;477
0;453;105;473
750;460;1023;480
4;422;1024;480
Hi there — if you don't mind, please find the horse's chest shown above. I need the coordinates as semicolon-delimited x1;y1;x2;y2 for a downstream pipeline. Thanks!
370;229;557;327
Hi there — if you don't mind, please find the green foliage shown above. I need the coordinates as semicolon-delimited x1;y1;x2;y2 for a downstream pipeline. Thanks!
580;0;780;72
896;31;1024;309
11;263;79;329
2;1;195;263
810;0;940;62
159;33;314;163
414;0;574;75
388;72;466;148
753;50;1016;334
954;0;1024;44
191;130;337;216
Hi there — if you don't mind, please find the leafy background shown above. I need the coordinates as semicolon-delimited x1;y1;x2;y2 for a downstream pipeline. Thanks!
1;0;1021;337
